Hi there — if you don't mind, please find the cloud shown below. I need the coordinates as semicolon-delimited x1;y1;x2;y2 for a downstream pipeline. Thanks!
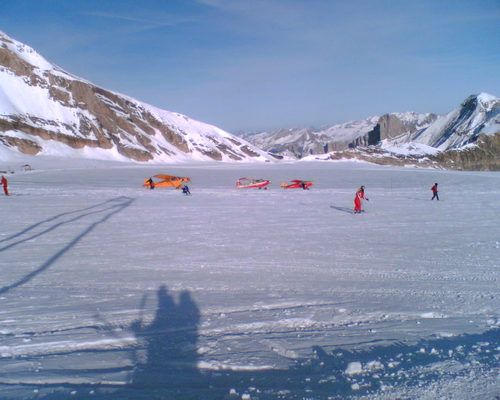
197;0;306;24
84;10;196;33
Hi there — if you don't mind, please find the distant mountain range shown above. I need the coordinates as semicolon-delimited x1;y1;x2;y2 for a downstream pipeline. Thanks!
241;94;498;160
0;31;498;170
239;116;381;158
0;31;270;163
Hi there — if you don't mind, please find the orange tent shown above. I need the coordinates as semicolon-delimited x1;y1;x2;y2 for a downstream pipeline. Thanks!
144;174;190;189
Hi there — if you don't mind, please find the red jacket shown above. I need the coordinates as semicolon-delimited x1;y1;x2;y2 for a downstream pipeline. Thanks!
1;176;7;187
431;184;438;193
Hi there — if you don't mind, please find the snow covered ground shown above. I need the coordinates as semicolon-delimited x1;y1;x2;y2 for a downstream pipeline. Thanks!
0;156;498;399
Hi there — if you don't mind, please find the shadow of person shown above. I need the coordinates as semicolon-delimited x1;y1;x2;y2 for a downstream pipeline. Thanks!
130;286;204;392
12;286;499;400
330;205;354;214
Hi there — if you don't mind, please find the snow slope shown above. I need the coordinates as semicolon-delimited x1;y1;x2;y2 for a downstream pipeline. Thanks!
319;116;380;142
0;31;270;163
0;157;498;399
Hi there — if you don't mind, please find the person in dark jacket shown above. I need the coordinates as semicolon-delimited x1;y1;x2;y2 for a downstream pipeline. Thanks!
431;183;439;200
147;177;155;190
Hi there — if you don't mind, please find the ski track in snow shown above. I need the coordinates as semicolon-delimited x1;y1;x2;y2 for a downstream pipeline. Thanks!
0;160;498;399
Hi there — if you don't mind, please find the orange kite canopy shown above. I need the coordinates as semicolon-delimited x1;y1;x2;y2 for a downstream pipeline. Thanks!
144;174;190;189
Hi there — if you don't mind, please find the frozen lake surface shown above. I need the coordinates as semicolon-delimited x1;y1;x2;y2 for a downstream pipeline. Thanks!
0;159;498;399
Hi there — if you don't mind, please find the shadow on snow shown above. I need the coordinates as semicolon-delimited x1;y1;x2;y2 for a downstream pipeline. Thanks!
0;196;134;295
330;205;354;214
13;285;499;400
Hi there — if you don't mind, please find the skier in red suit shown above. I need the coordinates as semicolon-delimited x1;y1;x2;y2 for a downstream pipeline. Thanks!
431;183;439;200
1;175;8;196
353;185;368;214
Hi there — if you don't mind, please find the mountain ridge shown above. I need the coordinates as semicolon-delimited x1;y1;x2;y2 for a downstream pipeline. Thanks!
239;93;499;169
0;31;270;163
1;31;498;170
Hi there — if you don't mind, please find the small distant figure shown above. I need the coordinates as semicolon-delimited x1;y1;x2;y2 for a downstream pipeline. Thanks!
301;181;308;190
147;177;155;190
1;175;8;196
431;183;439;201
353;185;368;214
182;184;191;195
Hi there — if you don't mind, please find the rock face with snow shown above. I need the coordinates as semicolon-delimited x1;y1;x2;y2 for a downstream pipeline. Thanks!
409;93;499;149
370;93;500;170
368;93;499;152
0;31;269;162
367;112;438;145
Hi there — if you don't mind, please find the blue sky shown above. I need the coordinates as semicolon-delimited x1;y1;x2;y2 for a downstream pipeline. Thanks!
1;0;499;132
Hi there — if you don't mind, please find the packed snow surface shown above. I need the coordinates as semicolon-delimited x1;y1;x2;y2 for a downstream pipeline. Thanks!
0;156;498;399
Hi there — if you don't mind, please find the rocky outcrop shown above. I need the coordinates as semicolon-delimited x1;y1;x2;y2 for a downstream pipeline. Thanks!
431;133;500;171
318;132;500;171
321;146;437;168
0;134;41;155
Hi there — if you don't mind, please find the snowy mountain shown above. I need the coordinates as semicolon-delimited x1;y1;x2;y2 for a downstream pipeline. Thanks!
311;94;499;171
0;31;270;163
369;93;499;153
241;113;437;159
240;116;380;158
241;93;499;170
407;93;499;149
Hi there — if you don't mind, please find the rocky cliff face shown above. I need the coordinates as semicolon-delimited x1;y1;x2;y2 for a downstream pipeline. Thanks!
367;112;438;144
0;31;269;162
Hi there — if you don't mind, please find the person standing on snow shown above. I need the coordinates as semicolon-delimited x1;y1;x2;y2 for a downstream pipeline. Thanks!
431;183;439;200
182;184;191;195
1;175;8;196
353;185;368;214
147;177;155;190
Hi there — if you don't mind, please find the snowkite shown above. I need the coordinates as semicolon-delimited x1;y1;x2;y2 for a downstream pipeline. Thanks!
236;178;271;189
143;174;190;189
280;180;313;189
